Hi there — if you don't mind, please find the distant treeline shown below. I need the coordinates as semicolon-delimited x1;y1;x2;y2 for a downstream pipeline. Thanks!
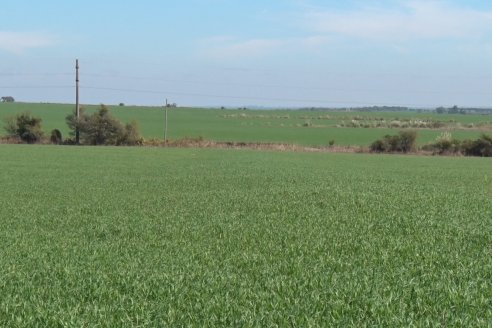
299;105;492;114
300;106;413;112
435;105;492;115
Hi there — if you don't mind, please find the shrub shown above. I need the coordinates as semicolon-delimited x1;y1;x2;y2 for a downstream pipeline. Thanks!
422;133;492;157
370;131;417;153
397;130;417;153
461;134;492;157
66;105;142;146
62;137;77;145
426;132;461;155
50;129;63;145
117;120;143;146
370;139;388;153
3;112;44;144
431;139;462;155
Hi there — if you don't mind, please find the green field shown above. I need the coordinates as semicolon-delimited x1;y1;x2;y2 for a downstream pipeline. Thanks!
0;145;491;326
1;102;489;146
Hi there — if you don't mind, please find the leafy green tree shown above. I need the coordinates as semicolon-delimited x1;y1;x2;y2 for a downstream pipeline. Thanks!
66;105;142;146
1;96;15;103
3;112;44;143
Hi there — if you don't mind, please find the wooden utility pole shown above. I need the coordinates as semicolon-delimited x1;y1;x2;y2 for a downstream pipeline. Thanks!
75;59;80;144
164;99;168;143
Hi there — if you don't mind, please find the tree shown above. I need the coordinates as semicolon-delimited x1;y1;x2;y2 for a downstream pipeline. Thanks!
435;107;446;114
448;105;459;114
66;104;142;145
3;112;44;143
1;96;15;103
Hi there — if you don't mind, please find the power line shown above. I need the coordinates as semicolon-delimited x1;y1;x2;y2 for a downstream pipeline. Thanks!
0;83;488;107
2;70;491;107
0;85;73;89
0;73;72;77
3;70;492;97
78;73;492;96
79;86;440;107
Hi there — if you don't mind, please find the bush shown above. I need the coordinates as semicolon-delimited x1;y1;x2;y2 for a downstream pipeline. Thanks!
425;132;461;155
62;137;77;145
50;129;63;145
461;134;492;157
397;130;417;152
431;139;461;155
370;139;386;153
3;112;44;144
117;120;143;146
421;133;492;157
370;131;417;153
66;105;142;146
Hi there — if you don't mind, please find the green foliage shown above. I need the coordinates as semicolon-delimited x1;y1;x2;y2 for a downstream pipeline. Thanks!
118;120;143;146
423;133;492;157
65;107;85;139
50;129;63;145
396;130;417;152
0;146;491;326
66;105;142;145
461;134;492;157
84;105;123;145
370;130;417;153
0;96;14;103
423;132;462;155
3;112;44;143
1;102;490;146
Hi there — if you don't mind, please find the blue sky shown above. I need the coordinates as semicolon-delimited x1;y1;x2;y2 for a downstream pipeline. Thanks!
2;0;492;107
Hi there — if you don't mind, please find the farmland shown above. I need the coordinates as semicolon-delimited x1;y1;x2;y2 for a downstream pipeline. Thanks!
1;102;490;146
0;145;491;326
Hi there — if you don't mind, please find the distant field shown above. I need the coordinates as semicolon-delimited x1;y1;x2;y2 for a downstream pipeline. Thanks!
0;145;491;326
0;102;490;146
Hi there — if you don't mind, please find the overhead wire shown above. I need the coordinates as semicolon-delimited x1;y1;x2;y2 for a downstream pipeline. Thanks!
1;70;492;107
79;86;440;107
77;72;492;96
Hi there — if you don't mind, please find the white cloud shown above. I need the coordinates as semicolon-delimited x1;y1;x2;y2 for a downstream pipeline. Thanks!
304;1;492;41
200;35;331;59
0;31;57;54
202;37;286;59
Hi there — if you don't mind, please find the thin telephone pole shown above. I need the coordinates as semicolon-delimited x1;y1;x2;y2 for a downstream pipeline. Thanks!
164;99;168;143
75;59;80;144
